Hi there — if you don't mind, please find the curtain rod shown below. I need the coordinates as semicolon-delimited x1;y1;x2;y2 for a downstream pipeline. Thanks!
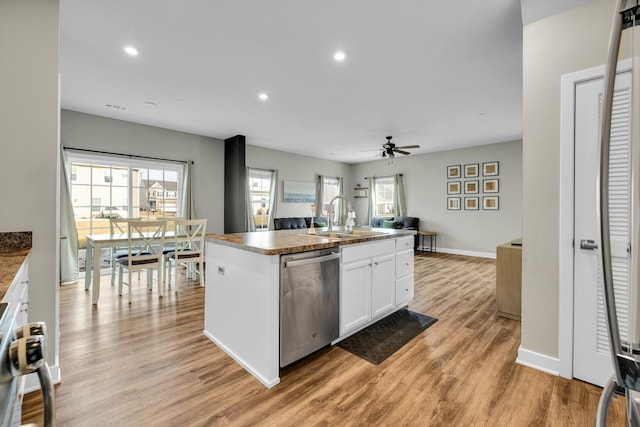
63;146;193;165
248;167;276;172
364;174;403;179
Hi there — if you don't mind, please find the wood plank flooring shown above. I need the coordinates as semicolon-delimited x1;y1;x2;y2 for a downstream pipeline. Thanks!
22;253;626;426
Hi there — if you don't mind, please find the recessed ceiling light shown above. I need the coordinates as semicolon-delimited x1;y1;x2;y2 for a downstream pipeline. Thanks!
258;93;269;101
124;46;139;56
478;112;487;116
333;51;346;62
144;101;156;107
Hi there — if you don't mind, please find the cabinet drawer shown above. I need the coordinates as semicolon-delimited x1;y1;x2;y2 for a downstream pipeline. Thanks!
396;274;414;307
395;250;414;278
396;236;414;251
341;239;395;264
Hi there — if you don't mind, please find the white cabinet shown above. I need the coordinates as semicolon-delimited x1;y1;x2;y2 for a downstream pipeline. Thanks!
371;254;395;318
3;255;29;327
340;240;395;336
340;259;372;334
395;236;414;307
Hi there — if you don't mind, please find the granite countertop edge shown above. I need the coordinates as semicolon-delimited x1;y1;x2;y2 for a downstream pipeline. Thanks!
0;248;31;300
205;228;415;255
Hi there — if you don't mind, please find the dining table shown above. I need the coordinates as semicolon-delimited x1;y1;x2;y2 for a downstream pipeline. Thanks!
84;231;178;304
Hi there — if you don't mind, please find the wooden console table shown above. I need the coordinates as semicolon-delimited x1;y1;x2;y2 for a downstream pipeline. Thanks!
496;238;522;320
418;231;437;253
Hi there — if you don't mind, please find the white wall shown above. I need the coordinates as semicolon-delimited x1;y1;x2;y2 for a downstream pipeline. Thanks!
246;145;352;218
0;0;60;373
61;110;226;233
351;140;523;255
521;0;614;359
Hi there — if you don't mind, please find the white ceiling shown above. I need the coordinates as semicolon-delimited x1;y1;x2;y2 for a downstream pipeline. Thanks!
60;0;526;164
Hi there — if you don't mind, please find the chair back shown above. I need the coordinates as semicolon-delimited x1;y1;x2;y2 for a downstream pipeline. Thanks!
127;220;166;265
110;217;141;235
173;219;207;261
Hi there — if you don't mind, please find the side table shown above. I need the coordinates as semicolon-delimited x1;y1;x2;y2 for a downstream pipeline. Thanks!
418;231;437;253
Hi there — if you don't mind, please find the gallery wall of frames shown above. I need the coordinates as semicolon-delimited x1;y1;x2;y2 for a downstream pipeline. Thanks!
446;161;500;211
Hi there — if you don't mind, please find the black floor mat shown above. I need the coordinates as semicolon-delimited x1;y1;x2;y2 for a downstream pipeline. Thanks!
337;309;437;365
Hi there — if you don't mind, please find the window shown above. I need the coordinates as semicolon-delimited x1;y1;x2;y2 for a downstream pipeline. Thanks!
320;177;340;221
66;151;183;271
248;168;274;230
374;176;395;217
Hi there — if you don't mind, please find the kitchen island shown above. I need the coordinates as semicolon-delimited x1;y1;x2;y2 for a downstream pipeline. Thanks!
204;228;416;388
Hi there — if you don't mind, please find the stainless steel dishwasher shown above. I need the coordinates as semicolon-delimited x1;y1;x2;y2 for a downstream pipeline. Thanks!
280;248;340;367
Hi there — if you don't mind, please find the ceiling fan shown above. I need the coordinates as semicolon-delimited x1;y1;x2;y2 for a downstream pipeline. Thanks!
375;136;420;158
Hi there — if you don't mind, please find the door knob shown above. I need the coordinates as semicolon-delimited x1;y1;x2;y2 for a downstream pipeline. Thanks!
580;239;598;250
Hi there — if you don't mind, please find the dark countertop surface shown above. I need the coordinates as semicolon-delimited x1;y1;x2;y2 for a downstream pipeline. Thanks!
205;228;415;255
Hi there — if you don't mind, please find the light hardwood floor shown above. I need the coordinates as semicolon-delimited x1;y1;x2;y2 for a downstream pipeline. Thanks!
23;253;626;426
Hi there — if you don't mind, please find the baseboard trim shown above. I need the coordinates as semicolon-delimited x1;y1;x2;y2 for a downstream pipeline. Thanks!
23;364;61;394
516;346;560;376
432;247;496;259
203;330;280;389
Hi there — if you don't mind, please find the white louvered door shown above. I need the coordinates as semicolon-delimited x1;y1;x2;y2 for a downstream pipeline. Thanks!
573;72;631;387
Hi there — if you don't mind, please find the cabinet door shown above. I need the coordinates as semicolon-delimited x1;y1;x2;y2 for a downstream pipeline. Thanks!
340;259;372;335
371;253;395;319
396;274;414;307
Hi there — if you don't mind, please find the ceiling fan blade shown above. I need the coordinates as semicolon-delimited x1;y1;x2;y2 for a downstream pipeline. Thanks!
395;145;420;149
359;148;383;152
394;149;411;155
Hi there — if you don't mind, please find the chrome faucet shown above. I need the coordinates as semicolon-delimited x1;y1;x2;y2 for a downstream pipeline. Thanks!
327;195;353;232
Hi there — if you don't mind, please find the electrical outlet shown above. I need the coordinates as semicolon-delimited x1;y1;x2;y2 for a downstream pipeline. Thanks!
217;266;225;275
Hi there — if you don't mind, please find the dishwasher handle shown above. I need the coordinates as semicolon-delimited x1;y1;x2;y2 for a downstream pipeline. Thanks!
284;252;340;268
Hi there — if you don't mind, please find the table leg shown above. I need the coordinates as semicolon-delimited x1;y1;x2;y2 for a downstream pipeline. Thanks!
85;240;93;291
92;242;102;304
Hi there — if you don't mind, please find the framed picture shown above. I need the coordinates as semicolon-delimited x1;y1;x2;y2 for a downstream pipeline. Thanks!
464;197;479;210
483;179;499;193
283;180;316;203
447;197;461;210
482;161;499;176
447;165;461;179
483;196;499;210
464;180;479;194
447;181;461;195
464;163;479;178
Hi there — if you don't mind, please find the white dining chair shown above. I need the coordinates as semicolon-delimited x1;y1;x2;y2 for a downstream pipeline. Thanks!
164;218;207;291
109;217;144;286
117;220;167;303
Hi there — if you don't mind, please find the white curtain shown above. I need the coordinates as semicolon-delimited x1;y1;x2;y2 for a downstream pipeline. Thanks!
367;177;377;224
394;174;407;217
267;169;278;230
179;161;194;219
245;168;256;232
60;147;79;283
315;175;324;218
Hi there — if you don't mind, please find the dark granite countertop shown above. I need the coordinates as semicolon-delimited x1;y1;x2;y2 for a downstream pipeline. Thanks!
205;228;414;255
0;232;32;299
